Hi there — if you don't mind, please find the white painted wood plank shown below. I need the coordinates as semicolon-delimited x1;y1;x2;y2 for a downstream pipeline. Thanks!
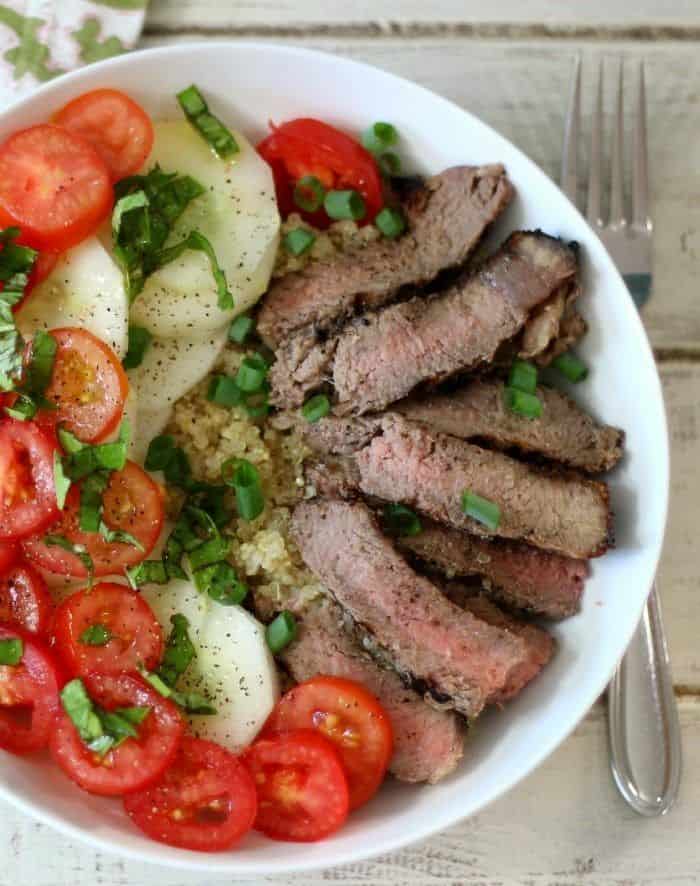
146;1;700;32
139;35;700;353
2;700;699;885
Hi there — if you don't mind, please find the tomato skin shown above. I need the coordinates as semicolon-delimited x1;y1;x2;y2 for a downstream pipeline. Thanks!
52;582;163;678
0;624;61;754
0;563;53;635
257;118;383;228
0;419;59;541
243;729;349;842
263;676;393;810
38;327;128;444
0;124;112;252
54;89;154;183
50;672;184;796
0;541;19;574
124;736;258;851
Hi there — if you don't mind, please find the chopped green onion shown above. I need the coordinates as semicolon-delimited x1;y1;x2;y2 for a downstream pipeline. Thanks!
228;314;255;345
301;393;331;423
158;614;196;687
375;207;406;239
284;227;316;257
0;637;22;666
4;394;37;421
221;458;265;521
243;386;270;420
235;354;268;393
79;624;113;646
144;435;176;472
293;176;325;213
508;359;538;394
188;536;231;572
503;387;543;419
382;503;422;537
552;351;588;383
123;325;152;370
79;471;109;533
461;490;501;532
266;611;297;654
126;560;168;589
194;562;247;605
207;374;243;407
324;189;366;221
361;122;399;155
378;152;401;177
53;451;71;510
177;85;239;158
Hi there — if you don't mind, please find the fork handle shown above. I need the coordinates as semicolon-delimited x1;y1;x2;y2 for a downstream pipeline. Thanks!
608;582;682;815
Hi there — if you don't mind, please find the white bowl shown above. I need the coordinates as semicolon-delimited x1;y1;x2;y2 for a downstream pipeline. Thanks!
0;42;668;874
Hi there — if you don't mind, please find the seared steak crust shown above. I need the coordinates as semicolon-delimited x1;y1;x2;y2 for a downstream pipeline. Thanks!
292;499;554;719
397;379;624;473
258;165;513;347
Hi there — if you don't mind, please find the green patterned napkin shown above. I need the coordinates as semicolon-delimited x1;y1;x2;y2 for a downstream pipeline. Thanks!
0;0;147;105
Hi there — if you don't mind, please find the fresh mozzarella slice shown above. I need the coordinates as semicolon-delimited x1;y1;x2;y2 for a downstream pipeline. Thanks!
128;120;280;338
16;238;129;359
143;580;279;752
127;326;228;460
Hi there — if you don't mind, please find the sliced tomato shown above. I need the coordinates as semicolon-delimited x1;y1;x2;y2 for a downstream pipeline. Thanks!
50;672;184;796
0;563;52;635
22;461;164;579
0;124;113;252
52;582;163;677
54;89;154;183
0;541;18;574
0;625;61;754
257;118;383;228
264;676;393;810
124;736;257;851
243;729;349;842
36;327;128;443
0;419;59;541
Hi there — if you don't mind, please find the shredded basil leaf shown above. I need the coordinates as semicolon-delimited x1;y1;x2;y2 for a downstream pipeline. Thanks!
79;624;113;646
0;228;37;393
53;451;72;510
158;614;196;687
60;679;103;744
79;471;109;532
60;678;151;755
22;330;56;403
45;535;94;584
122;325;152;371
0;637;23;666
147;230;233;311
98;521;144;551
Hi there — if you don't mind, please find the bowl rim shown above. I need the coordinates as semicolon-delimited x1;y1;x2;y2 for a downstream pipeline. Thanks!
0;38;670;873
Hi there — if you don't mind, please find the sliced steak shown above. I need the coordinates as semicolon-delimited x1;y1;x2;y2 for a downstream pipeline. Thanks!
396;378;624;473
258;165;513;346
332;230;578;415
356;415;610;559
293;499;554;719
280;597;465;783
399;520;587;618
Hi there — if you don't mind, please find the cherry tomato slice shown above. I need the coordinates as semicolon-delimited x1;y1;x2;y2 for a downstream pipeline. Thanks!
243;729;349;842
263;676;393;810
52;582;163;678
54;89;154;183
257;118;383;228
0;541;18;574
22;461;164;579
0;419;59;541
51;672;184;796
0;625;61;754
124;736;258;851
0;563;52;635
36;327;128;444
0;124;112;252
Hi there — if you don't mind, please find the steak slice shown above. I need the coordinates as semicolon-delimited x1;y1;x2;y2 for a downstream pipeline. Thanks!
258;165;513;346
396;378;624;473
356;415;611;559
293;499;554;719
398;520;588;619
280;597;465;783
331;230;578;415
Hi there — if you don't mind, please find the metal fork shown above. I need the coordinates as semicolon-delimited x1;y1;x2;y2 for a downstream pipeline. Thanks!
561;57;682;816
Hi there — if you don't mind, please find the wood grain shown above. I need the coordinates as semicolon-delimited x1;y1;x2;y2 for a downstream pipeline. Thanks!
2;700;698;885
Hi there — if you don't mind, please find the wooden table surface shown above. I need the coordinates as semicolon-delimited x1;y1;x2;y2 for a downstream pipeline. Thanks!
2;2;700;884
